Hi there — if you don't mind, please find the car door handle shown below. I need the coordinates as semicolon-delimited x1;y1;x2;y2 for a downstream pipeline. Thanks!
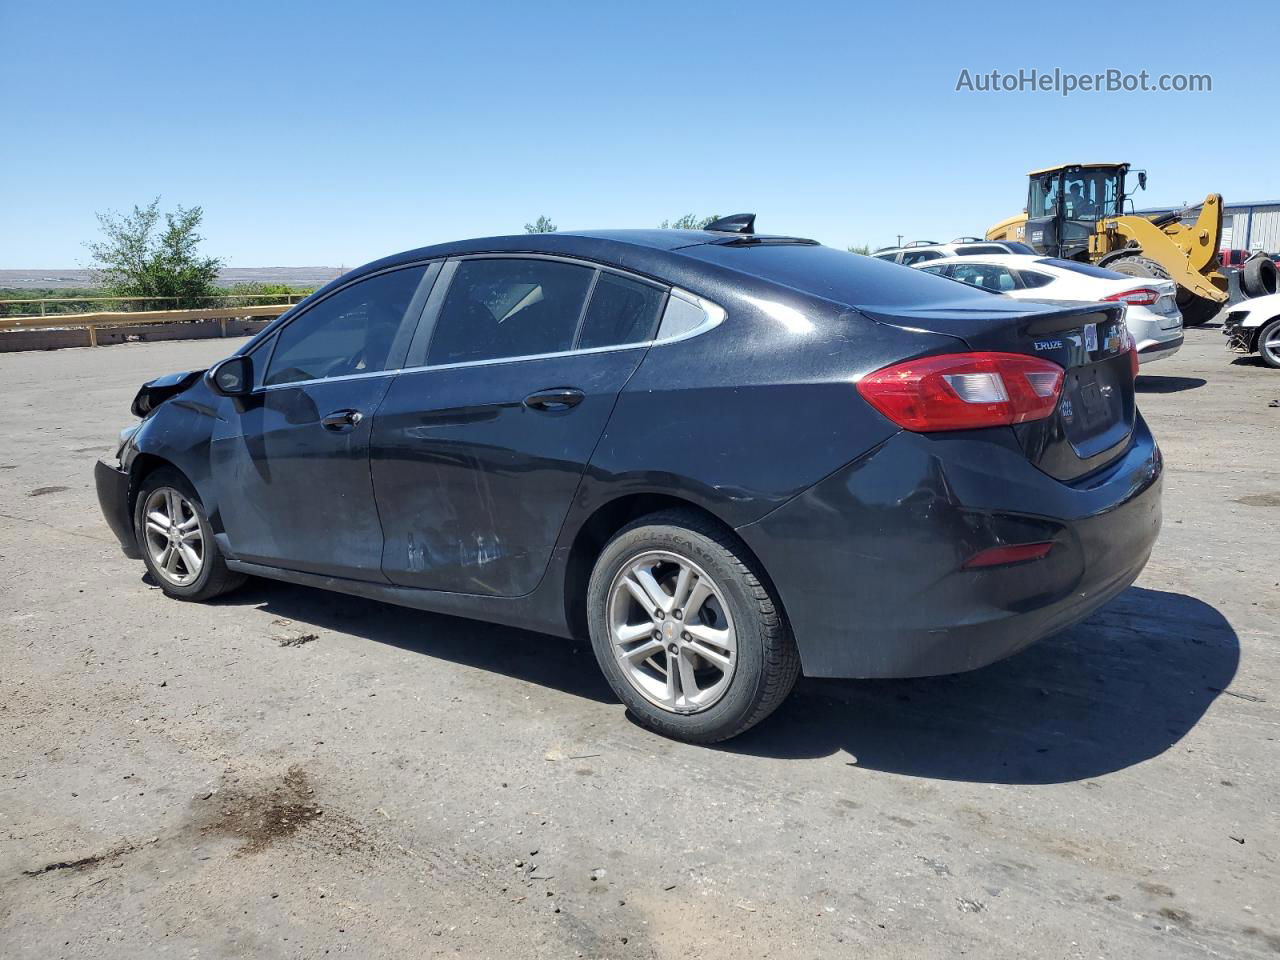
523;388;584;412
321;408;364;430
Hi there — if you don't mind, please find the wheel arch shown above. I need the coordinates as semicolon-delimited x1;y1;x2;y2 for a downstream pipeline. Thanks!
560;493;783;641
127;452;181;519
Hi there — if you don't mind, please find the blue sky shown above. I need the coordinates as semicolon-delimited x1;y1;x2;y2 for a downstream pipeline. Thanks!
1;0;1271;268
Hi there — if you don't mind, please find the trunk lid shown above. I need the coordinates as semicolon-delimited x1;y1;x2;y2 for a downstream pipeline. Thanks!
860;299;1134;482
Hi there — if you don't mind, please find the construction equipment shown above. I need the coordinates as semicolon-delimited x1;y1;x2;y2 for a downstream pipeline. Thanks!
985;162;1253;326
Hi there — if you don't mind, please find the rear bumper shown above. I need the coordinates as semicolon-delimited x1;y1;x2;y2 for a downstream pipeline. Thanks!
736;419;1162;678
95;458;141;559
1137;334;1183;364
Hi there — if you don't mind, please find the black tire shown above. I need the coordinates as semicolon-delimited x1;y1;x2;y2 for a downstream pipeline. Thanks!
1105;254;1218;326
1242;256;1278;299
133;467;245;601
586;509;800;744
1104;253;1171;284
1257;317;1280;369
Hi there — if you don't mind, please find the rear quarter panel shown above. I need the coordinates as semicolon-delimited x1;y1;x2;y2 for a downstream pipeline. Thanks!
571;282;965;531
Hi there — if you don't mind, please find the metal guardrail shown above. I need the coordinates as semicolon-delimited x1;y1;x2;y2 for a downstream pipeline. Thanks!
0;303;295;347
0;293;308;318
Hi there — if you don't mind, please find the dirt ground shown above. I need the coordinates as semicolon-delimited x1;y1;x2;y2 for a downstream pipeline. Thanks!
1;326;1277;959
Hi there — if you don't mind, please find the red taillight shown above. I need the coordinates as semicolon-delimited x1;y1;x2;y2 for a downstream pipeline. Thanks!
1126;329;1140;378
963;541;1054;569
1104;288;1159;307
857;352;1065;432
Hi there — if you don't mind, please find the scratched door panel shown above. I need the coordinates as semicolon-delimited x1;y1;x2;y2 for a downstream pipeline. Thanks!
370;348;645;597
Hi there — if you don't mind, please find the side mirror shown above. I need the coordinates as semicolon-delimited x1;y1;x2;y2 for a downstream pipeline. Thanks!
207;355;254;397
1138;171;1148;191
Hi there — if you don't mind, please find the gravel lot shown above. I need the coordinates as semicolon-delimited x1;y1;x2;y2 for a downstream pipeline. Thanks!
1;326;1277;959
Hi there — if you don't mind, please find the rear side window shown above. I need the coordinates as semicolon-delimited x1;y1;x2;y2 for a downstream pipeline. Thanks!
1018;270;1055;288
264;266;426;386
577;273;666;349
427;259;594;365
900;250;942;266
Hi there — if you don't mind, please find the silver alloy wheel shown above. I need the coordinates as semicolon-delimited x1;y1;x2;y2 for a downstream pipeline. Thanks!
142;487;204;586
606;550;737;714
1262;326;1280;366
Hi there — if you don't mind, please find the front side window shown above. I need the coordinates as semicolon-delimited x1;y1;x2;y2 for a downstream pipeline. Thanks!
264;266;426;386
427;259;594;365
577;273;666;349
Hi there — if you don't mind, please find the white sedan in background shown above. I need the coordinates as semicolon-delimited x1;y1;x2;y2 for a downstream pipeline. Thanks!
914;254;1184;364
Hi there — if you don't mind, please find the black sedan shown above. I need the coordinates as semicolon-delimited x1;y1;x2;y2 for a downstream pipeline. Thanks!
96;216;1162;743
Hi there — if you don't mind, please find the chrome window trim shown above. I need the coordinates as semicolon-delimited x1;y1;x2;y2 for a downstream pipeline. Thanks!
258;367;403;393
240;257;724;388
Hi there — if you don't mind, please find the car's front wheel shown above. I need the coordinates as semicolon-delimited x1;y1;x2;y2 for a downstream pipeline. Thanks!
586;510;799;743
1257;317;1280;369
134;467;245;601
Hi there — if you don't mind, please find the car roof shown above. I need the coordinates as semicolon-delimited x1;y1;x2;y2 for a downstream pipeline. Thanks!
352;228;818;275
920;254;1050;266
875;240;1017;255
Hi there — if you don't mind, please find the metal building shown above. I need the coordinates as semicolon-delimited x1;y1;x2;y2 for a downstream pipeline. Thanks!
1138;200;1280;253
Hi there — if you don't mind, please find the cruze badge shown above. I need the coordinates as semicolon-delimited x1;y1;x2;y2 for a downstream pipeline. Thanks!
1034;339;1063;351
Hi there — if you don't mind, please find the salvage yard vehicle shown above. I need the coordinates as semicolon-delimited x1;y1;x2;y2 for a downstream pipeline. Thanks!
915;254;1184;364
985;162;1275;326
871;238;1037;265
94;217;1163;743
1223;291;1280;368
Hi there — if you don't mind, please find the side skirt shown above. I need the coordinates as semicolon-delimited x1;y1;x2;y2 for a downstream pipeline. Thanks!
225;559;572;639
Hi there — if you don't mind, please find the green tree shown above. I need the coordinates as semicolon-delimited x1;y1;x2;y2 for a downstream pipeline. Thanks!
86;198;223;308
659;213;720;230
847;244;872;255
524;215;557;233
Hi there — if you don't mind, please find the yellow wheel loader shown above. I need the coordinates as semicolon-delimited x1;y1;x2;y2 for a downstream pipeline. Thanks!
985;163;1269;326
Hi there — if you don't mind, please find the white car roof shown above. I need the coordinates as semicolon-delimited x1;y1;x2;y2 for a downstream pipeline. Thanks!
918;254;1051;267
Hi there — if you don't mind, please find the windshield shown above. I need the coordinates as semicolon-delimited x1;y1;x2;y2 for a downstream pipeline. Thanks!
1062;169;1122;220
1030;169;1122;221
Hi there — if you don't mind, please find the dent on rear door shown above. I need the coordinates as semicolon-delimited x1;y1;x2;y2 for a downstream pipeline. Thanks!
369;348;646;597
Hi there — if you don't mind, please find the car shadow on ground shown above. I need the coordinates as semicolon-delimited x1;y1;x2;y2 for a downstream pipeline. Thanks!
1136;375;1208;393
210;578;618;704
719;586;1238;784
1229;355;1272;369
205;580;1236;785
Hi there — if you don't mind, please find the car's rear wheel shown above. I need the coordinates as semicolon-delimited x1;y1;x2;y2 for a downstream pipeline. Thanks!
586;509;799;743
134;468;245;601
1257;317;1280;369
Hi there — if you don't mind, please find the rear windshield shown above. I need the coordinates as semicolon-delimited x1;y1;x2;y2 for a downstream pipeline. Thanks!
683;242;1006;308
1037;257;1126;280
